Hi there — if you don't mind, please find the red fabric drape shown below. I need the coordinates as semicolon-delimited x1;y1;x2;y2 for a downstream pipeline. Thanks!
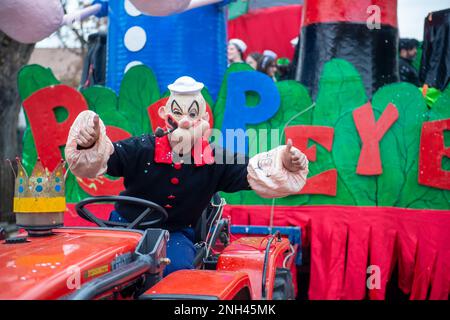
223;205;450;300
227;5;302;60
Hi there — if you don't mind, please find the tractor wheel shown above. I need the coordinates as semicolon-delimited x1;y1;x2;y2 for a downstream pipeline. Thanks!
272;268;296;300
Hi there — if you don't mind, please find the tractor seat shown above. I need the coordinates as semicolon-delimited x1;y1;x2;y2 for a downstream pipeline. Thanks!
193;193;222;243
192;193;225;267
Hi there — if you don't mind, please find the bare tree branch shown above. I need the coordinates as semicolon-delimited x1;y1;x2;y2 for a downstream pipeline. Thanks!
55;0;106;57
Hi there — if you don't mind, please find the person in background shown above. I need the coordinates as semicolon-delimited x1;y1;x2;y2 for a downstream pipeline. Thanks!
289;35;300;79
276;57;291;81
399;38;420;86
257;55;277;81
228;38;247;65
263;49;278;61
245;52;262;70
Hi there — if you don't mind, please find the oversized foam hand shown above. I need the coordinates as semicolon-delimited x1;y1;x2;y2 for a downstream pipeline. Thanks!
129;0;191;16
76;114;101;149
0;0;64;43
281;139;308;172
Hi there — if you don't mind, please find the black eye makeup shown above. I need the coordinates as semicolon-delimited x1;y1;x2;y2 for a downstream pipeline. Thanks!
171;100;183;116
188;100;199;118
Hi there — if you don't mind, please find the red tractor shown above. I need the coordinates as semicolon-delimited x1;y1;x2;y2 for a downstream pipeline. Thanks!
0;195;301;300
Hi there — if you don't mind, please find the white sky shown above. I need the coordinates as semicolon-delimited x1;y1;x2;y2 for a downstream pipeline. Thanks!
398;0;449;40
37;0;450;48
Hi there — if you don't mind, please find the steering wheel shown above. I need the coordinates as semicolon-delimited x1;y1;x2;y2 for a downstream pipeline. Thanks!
75;196;168;229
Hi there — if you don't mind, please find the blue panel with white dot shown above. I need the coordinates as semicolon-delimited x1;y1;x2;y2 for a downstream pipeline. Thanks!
106;0;227;100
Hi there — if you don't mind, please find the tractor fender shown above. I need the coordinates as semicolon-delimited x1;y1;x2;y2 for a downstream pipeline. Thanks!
141;269;253;300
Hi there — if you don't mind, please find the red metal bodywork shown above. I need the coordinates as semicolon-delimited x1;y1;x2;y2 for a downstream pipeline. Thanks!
217;236;291;300
1;222;296;300
0;228;141;300
143;236;293;300
145;270;252;299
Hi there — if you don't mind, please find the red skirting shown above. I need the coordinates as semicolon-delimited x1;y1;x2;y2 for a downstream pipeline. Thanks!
223;205;450;300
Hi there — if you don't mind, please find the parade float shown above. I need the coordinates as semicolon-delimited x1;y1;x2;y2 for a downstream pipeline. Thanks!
0;0;449;300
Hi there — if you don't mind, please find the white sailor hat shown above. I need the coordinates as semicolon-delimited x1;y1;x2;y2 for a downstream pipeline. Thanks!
229;38;247;53
263;49;278;60
168;76;204;94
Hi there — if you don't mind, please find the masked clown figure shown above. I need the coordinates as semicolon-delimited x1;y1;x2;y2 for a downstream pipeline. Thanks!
65;76;309;276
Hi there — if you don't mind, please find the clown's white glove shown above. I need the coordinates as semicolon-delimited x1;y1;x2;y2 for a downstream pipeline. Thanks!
247;141;309;198
65;111;114;178
281;139;308;172
75;112;100;149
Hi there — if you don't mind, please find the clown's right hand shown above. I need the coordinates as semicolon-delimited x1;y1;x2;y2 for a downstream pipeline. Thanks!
76;114;100;149
65;111;114;178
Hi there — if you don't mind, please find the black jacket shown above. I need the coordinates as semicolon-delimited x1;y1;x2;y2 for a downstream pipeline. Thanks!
106;134;251;231
399;57;420;86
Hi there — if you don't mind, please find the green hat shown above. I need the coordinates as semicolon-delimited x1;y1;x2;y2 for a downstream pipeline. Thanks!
277;57;290;66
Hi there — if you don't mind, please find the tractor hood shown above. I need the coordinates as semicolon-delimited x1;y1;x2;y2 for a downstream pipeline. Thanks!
0;228;142;300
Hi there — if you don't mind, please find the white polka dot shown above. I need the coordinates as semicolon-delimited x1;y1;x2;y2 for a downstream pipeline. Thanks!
124;60;143;73
124;0;141;16
124;26;147;52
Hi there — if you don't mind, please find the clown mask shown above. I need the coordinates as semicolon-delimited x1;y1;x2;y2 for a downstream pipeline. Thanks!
158;76;210;156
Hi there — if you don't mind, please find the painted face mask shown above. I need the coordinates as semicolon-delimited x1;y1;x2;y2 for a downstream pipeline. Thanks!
158;76;210;156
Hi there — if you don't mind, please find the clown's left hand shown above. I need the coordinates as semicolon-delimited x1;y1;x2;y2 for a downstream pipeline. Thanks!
247;141;309;198
281;139;308;172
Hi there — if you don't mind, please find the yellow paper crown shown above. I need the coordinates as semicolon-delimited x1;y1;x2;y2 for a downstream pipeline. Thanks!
13;158;66;213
